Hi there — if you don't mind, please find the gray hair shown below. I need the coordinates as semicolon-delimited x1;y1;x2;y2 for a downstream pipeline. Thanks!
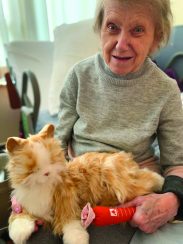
93;0;173;48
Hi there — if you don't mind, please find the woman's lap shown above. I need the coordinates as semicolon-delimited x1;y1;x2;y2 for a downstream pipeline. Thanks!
27;223;136;244
27;223;183;244
88;223;136;244
130;223;183;244
27;227;62;244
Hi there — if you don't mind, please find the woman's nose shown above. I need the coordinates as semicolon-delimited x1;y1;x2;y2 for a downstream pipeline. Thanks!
116;31;129;50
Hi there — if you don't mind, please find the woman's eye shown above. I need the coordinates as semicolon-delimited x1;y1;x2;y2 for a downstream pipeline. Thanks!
133;26;144;35
107;23;119;32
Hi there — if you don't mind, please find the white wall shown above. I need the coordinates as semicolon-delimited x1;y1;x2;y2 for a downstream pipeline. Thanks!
171;0;183;25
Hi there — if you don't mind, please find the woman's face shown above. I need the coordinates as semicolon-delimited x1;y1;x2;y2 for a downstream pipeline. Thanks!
101;1;158;75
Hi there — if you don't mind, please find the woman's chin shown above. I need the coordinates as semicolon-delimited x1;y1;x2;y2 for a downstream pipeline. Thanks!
109;66;131;76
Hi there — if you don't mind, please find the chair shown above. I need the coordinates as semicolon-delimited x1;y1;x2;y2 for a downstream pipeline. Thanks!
153;25;183;78
0;73;19;236
0;153;11;235
166;52;183;80
21;71;40;138
0;73;21;147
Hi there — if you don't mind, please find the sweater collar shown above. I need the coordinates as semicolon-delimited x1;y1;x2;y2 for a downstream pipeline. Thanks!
96;53;155;86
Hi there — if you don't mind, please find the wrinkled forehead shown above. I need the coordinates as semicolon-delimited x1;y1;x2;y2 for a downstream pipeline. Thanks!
102;0;157;26
103;0;155;15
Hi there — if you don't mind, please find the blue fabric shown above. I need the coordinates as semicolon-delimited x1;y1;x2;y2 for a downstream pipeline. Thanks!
36;110;58;133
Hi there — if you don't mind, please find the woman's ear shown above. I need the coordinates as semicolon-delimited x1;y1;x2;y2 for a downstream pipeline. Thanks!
6;137;27;153
150;31;162;54
39;124;55;138
150;40;159;54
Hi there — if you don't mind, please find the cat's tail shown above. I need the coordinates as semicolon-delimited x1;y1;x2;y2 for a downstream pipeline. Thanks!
133;168;164;195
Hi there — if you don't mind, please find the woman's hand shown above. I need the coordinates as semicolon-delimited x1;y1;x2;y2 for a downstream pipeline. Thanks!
121;192;180;233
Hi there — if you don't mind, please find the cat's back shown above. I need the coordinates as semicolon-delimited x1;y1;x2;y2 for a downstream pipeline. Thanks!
66;151;138;174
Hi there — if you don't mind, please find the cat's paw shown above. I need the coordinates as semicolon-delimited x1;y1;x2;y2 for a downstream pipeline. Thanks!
9;217;35;244
63;231;89;244
63;220;89;244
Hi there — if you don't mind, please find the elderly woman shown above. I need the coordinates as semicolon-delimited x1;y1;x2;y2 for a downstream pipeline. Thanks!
26;0;183;243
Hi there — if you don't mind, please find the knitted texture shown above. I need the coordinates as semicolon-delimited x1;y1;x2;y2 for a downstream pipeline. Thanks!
56;53;183;166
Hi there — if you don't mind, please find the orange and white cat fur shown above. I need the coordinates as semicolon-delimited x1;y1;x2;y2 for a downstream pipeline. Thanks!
6;124;164;244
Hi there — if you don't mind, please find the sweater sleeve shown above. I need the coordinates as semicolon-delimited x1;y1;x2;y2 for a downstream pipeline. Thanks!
55;68;79;150
157;82;183;168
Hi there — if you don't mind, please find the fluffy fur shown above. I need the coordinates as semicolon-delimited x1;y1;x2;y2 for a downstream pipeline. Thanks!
6;124;164;244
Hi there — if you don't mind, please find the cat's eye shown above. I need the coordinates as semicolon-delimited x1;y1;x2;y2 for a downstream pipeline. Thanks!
28;167;39;174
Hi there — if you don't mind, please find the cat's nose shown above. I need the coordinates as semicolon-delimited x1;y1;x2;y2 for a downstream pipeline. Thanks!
44;172;50;176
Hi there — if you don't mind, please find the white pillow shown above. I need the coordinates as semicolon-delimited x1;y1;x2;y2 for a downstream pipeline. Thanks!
48;19;100;115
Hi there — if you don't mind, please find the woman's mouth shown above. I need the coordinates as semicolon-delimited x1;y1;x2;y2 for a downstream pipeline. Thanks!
112;55;133;61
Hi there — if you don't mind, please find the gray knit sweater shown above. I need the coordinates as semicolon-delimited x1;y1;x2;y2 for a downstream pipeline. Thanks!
56;53;183;167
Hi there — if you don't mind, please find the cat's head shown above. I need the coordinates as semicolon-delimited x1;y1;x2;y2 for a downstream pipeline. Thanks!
6;124;65;188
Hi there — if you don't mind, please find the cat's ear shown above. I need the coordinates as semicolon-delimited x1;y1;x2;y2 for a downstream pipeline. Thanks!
6;137;27;153
39;124;55;138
